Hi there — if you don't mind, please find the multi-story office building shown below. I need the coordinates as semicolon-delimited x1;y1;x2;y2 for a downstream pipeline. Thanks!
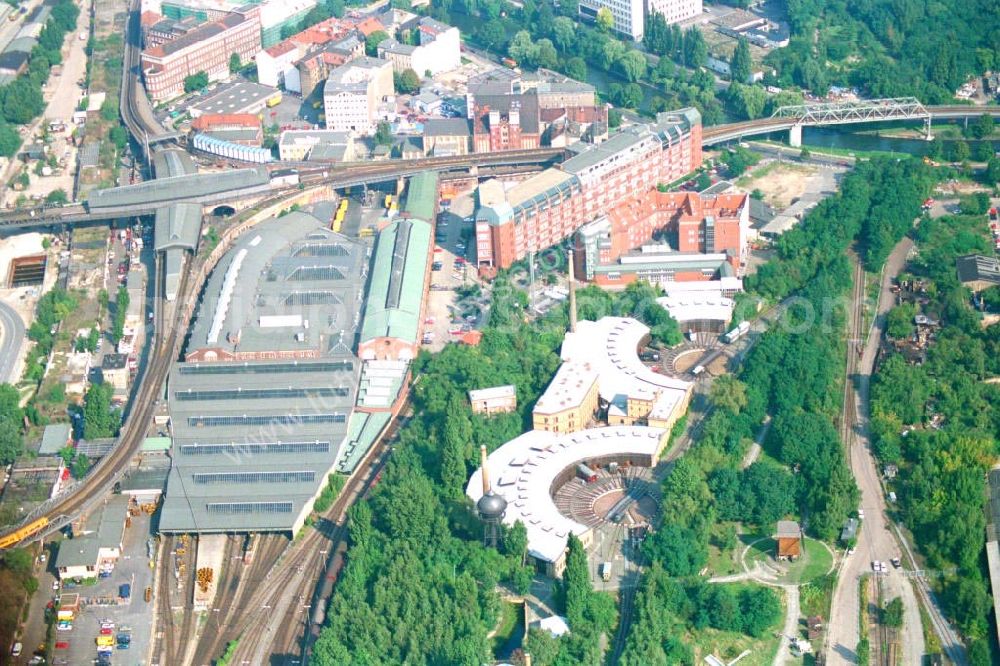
141;6;261;102
648;0;703;25
578;0;702;41
579;0;645;40
474;108;702;270
322;57;393;134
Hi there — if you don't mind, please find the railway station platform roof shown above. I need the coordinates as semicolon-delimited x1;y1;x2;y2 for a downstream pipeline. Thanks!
87;167;270;210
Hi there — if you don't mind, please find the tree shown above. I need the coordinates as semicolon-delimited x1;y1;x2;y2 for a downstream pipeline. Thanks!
228;52;241;74
394;68;420;94
951;140;971;163
682;27;707;68
618;50;646;82
595;7;613;32
109;125;128;151
958;191;990;215
71;453;90;480
726;83;766;120
730;37;752;83
183;71;209;93
45;189;68;206
477;21;505;51
882;597;903;628
112;286;130;343
552;16;575;52
969;113;994;140
987;156;1000;185
800;146;811;161
564;56;587;82
82;383;117;440
557;0;578;18
643;523;708;576
885;303;916;340
534;39;558;69
3;79;44;124
365;30;389;57
709;375;747;413
0;123;21;158
0;419;22;466
508;30;536;65
374;121;392;146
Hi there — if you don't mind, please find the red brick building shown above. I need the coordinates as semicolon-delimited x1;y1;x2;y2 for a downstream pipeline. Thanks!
474;109;702;270
471;93;541;153
141;7;261;102
576;190;751;288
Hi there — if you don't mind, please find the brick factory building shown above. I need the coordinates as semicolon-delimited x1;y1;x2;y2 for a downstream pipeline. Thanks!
474;108;702;270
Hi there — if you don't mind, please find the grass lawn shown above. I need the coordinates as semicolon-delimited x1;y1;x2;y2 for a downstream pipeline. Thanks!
745;537;834;585
689;627;781;666
688;585;784;666
490;601;522;656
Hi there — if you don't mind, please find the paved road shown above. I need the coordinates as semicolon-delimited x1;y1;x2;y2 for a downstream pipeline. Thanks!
773;585;800;666
827;240;927;664
0;300;25;383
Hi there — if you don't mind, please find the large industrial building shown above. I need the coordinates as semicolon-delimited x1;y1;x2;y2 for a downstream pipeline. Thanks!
466;426;668;576
357;171;436;361
468;315;694;576
475;109;702;270
575;191;752;288
533;317;693;435
158;212;368;534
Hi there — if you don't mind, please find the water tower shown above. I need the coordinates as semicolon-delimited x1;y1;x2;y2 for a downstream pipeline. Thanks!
476;444;507;548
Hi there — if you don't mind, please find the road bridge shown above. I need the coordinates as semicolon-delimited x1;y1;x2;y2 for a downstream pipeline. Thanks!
703;100;1000;146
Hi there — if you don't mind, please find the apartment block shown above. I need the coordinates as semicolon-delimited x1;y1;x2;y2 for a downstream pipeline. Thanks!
474;108;702;270
322;57;393;134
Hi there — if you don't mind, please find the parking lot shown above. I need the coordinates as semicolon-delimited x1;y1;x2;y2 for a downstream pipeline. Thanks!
423;194;486;351
52;510;155;666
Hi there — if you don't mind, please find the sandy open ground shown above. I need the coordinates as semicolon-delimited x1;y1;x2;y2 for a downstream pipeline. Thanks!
738;162;820;209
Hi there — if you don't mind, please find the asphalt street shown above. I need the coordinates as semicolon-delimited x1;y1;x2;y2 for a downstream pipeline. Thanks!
0;299;26;383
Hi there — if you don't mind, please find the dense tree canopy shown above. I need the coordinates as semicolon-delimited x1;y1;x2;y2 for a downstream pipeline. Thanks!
766;0;998;101
868;210;1000;659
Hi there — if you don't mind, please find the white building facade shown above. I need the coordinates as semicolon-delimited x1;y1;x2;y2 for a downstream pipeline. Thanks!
323;57;393;134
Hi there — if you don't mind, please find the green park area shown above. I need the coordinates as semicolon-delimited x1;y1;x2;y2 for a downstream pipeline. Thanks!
744;537;835;586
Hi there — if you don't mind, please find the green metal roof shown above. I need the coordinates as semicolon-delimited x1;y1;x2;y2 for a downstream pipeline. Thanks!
359;217;431;344
402;171;438;222
142;437;172;452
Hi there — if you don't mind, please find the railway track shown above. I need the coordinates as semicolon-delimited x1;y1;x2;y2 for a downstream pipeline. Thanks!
217;411;404;665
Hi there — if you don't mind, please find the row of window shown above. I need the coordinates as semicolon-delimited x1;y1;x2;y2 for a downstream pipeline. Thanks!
175;387;350;401
187;413;347;427
193;470;315;484
180;441;331;455
179;361;353;375
205;501;294;514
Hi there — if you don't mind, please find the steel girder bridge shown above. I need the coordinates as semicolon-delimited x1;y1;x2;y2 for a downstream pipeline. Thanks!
775;97;931;144
702;97;941;146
